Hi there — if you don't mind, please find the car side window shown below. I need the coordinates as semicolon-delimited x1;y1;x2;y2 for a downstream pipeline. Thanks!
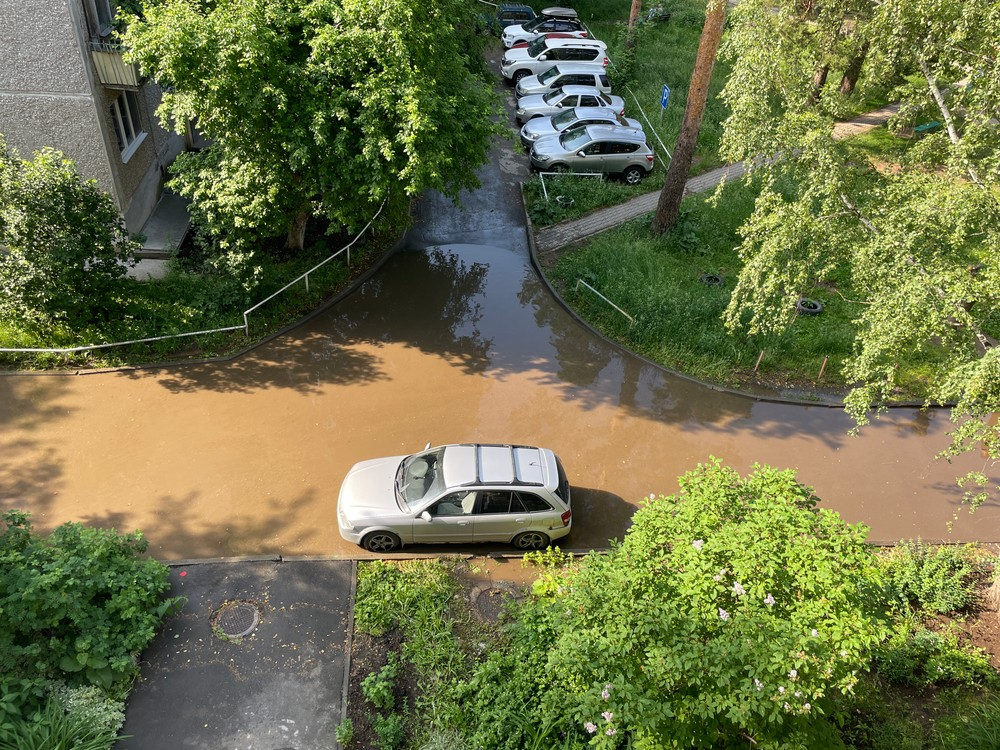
599;74;610;87
581;142;604;155
580;95;599;107
430;491;477;517
566;75;592;86
478;491;513;514
610;142;640;154
564;95;580;107
515;492;554;512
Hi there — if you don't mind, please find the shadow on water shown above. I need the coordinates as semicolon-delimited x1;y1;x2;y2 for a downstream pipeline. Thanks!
77;488;323;560
0;377;71;517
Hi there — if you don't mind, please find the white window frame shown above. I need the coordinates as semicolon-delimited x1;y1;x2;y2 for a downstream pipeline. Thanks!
110;90;146;163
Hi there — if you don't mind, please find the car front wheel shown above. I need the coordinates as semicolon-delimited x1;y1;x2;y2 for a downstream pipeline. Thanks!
622;166;644;185
512;530;550;550
362;531;401;553
513;70;530;84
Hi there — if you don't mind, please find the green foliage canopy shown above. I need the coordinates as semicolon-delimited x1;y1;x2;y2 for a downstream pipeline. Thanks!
121;0;504;255
0;137;137;330
718;0;1000;504
468;461;887;749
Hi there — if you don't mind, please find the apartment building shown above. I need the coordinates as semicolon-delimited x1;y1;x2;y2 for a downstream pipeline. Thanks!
0;0;185;235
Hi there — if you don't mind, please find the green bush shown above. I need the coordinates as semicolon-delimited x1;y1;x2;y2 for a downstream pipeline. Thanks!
363;653;401;712
0;510;184;707
874;614;996;688
372;712;406;750
335;716;354;747
467;460;888;749
49;683;125;738
0;697;119;750
880;540;981;614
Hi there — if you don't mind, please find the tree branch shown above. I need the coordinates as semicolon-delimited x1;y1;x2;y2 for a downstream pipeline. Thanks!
917;56;984;187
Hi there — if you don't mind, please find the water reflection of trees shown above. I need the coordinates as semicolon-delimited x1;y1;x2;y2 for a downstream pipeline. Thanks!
517;272;756;427
324;248;493;375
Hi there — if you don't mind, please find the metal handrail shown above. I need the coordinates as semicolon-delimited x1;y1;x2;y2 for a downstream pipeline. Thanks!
0;201;386;356
575;279;635;325
538;171;604;201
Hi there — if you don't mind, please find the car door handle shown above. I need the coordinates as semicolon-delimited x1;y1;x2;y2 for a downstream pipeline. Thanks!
514;517;527;523
458;521;471;526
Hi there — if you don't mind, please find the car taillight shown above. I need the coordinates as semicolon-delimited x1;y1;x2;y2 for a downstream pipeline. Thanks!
560;509;572;526
603;57;609;67
646;153;654;163
619;108;625;116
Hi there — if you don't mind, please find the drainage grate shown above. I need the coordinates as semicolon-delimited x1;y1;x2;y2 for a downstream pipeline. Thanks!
212;601;261;639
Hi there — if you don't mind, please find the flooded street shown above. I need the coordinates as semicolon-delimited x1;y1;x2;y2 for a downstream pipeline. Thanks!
1;135;997;559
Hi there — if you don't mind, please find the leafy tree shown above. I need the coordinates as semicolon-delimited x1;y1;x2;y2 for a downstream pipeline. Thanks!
467;461;887;749
121;0;504;262
718;0;1000;504
0;136;137;330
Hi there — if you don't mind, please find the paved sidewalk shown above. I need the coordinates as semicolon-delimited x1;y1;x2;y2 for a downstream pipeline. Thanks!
534;103;901;255
116;560;353;750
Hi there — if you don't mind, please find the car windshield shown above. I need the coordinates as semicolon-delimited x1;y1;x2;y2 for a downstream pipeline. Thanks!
552;108;578;127
396;447;446;509
527;37;547;56
542;88;565;104
538;65;562;84
522;16;547;32
559;128;591;151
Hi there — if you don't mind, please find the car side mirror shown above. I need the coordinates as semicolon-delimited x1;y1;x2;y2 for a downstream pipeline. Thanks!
577;150;586;157
420;511;432;522
539;54;548;60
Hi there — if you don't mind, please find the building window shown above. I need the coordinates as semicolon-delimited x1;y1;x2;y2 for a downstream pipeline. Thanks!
110;90;145;162
95;0;116;34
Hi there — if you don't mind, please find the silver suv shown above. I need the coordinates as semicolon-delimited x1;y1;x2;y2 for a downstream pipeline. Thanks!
515;85;625;125
515;63;612;98
501;38;609;85
529;124;655;184
337;443;573;552
520;107;642;148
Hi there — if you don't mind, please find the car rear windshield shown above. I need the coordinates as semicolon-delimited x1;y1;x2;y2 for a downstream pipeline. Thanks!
554;458;571;505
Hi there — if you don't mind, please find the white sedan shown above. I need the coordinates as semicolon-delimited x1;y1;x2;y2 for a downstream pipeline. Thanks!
337;443;572;552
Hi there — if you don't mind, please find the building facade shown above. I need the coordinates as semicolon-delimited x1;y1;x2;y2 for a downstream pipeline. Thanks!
0;0;185;233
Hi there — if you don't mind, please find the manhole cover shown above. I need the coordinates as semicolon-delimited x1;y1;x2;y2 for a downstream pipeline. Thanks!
212;601;260;639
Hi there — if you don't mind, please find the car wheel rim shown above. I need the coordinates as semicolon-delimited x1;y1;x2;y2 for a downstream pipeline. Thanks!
626;170;641;185
516;532;547;549
367;534;397;552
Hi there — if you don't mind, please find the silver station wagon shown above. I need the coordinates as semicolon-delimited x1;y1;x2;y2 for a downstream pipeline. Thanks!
337;443;572;552
515;63;612;99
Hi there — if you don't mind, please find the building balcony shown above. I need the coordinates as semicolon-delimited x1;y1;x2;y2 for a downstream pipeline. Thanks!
90;40;144;90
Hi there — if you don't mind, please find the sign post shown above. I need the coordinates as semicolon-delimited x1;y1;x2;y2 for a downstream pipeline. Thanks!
659;84;670;122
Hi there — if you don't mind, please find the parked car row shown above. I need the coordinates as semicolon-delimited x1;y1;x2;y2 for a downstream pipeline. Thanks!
499;7;655;184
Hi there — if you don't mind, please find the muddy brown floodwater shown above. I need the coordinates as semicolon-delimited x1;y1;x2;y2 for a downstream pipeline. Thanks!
0;132;997;560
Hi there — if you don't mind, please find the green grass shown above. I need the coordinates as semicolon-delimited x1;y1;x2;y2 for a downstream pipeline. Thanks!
0;216;401;370
548;178;865;391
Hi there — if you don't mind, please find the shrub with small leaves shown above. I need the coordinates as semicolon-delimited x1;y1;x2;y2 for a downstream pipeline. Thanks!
335;716;354;747
372;712;406;750
362;653;401;712
879;540;981;614
874;612;996;687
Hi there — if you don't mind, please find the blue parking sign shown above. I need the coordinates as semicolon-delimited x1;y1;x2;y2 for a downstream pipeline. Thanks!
661;84;670;109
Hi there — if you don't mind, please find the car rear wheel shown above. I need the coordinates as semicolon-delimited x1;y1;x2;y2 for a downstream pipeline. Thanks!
362;531;401;553
622;166;644;185
512;530;550;550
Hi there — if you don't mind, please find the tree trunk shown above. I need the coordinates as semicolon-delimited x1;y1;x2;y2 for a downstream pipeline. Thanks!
810;65;829;105
838;41;869;97
651;0;727;235
626;0;643;49
285;206;310;252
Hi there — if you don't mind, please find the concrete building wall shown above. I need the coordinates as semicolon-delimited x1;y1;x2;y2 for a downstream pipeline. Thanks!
0;0;185;234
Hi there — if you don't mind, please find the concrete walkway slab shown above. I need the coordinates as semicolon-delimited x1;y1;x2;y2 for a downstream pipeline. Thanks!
116;560;353;750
